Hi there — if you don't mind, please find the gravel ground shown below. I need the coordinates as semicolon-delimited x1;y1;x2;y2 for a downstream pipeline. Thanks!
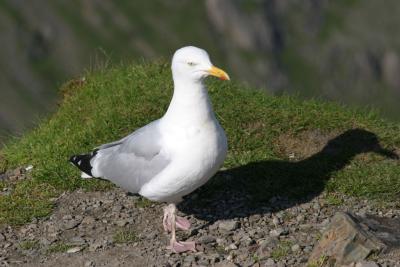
1;183;399;267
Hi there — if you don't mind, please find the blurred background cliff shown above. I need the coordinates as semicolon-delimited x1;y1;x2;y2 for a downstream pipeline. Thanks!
1;0;400;143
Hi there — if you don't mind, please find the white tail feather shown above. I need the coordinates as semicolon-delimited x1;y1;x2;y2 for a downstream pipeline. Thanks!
81;172;93;179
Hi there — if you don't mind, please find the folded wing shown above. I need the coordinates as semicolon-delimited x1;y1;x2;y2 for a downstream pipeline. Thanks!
91;120;170;193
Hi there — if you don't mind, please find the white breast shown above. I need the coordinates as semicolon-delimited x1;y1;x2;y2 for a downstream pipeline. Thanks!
139;120;227;203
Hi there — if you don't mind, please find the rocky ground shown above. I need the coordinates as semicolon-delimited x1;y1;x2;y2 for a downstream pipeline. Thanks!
0;168;400;267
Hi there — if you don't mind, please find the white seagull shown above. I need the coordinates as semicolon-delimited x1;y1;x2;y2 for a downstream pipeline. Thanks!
69;46;230;253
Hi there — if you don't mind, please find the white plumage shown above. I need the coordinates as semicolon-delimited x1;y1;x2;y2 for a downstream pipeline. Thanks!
70;46;230;253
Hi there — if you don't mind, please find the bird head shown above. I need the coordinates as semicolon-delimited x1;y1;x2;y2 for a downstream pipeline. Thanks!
171;46;230;82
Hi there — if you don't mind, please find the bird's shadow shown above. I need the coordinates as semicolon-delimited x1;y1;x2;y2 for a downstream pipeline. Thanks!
178;129;398;223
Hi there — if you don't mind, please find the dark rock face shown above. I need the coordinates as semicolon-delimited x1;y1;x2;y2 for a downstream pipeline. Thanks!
359;214;400;253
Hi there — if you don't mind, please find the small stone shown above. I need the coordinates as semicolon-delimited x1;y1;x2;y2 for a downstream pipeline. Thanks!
291;244;300;252
84;260;95;267
196;244;205;252
67;246;83;253
355;261;379;267
63;220;81;230
197;258;210;266
269;228;287;237
209;222;219;231
62;215;72;220
208;253;221;263
244;238;255;246
225;243;237;251
39;237;52;246
13;168;22;176
249;214;261;223
89;240;103;252
81;216;96;225
265;258;276;266
198;235;216;244
256;238;278;260
218;220;239;232
115;220;128;227
296;215;305;222
299;224;312;230
184;255;196;265
313;203;321;210
69;236;86;246
216;238;225;245
214;261;237;267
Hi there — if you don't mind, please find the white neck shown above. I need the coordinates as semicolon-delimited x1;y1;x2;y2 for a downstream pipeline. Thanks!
163;76;214;126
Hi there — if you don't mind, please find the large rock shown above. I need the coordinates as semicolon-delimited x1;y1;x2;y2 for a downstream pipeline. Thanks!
308;212;399;266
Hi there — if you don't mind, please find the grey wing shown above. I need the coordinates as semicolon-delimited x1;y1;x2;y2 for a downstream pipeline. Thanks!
91;120;170;193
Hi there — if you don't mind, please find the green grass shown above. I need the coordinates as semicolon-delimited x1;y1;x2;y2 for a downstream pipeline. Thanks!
324;193;344;206
46;242;75;254
307;255;329;267
19;239;40;250
271;240;292;260
135;197;153;209
0;179;56;225
0;62;399;225
113;229;138;244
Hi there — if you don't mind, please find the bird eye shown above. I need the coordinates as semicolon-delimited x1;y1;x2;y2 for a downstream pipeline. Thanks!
187;62;197;66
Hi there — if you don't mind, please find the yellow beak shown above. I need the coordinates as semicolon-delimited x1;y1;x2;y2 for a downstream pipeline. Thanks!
207;66;230;81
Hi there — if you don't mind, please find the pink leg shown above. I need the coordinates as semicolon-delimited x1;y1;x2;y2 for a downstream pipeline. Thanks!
163;206;172;232
163;204;196;253
163;204;192;232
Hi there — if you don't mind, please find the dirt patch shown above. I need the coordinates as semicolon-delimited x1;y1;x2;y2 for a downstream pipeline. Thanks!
274;129;338;160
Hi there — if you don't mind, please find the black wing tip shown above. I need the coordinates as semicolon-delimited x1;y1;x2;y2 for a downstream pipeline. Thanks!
69;150;98;176
69;155;79;164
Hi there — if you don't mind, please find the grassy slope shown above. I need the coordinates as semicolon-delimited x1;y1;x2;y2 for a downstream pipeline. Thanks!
0;63;399;225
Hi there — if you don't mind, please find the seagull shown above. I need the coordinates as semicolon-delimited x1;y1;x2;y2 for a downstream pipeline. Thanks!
69;46;230;253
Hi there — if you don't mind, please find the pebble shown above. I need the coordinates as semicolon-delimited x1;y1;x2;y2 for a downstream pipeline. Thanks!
81;216;96;225
198;235;216;244
296;214;305;222
89;240;103;252
225;243;237;251
184;255;196;264
265;258;276;266
291;244;300;252
355;261;380;267
218;220;239;232
214;261;238;267
67;246;83;253
69;236;86;246
62;216;82;230
84;261;95;267
269;228;288;237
